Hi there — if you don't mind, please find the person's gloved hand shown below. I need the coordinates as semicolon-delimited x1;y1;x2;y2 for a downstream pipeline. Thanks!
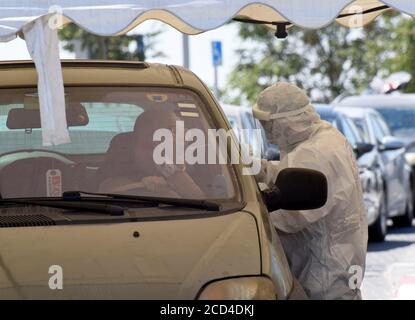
266;160;280;185
256;159;281;190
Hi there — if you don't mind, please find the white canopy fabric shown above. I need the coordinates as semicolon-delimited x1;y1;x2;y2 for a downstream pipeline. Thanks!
0;1;413;145
0;0;414;40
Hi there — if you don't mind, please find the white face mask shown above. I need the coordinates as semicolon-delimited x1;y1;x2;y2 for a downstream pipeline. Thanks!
266;109;322;153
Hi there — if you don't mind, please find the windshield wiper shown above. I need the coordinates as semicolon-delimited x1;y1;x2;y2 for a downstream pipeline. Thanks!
0;191;221;214
0;196;124;216
62;191;221;212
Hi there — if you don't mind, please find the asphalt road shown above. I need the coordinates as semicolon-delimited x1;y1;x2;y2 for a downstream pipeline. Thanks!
362;221;415;300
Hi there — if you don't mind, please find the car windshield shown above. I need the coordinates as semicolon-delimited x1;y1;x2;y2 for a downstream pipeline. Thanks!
0;87;238;202
318;114;336;124
375;108;415;137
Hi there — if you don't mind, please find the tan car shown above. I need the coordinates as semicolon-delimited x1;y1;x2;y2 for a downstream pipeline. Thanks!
0;60;325;299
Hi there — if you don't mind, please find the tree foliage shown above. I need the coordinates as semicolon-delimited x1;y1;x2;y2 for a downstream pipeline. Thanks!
59;23;164;61
376;15;415;93
227;14;414;104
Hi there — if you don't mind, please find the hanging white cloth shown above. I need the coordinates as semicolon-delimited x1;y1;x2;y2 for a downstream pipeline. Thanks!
22;15;70;146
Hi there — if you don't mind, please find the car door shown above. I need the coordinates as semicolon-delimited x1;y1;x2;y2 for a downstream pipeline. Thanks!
338;115;371;189
369;112;406;214
342;115;384;225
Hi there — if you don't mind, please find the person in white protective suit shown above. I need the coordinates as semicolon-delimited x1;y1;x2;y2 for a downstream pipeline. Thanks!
253;82;368;300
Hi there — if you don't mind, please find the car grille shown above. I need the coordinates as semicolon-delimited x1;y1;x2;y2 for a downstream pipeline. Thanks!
0;214;56;228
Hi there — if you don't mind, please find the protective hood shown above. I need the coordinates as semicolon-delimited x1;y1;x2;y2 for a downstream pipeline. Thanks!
253;82;325;155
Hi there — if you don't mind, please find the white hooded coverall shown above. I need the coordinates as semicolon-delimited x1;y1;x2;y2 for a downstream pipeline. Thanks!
254;83;368;300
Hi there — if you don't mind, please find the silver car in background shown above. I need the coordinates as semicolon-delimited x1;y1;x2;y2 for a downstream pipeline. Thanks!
336;106;414;228
337;94;415;145
315;104;386;241
337;94;415;199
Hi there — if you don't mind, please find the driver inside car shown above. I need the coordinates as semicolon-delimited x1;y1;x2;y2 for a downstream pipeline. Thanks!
98;107;204;199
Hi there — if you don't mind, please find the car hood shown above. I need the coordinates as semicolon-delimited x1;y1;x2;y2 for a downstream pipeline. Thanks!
0;210;260;299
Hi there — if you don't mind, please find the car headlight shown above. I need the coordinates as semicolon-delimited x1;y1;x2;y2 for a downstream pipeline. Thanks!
198;277;277;300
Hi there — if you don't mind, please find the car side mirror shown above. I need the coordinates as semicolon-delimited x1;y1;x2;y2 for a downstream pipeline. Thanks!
379;136;405;151
354;142;374;158
261;168;328;211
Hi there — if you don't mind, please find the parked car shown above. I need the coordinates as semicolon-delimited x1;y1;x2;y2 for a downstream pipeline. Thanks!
221;104;279;160
0;60;327;299
336;94;415;192
315;104;386;241
336;105;414;228
337;94;415;143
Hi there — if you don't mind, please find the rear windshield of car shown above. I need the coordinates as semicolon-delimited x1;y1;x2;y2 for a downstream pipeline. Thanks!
0;87;239;202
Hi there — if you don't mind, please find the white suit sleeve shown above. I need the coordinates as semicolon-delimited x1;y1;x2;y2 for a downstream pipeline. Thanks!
271;146;336;233
255;159;280;190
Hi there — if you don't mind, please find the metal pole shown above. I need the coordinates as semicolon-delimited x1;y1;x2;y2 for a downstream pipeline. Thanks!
182;34;190;69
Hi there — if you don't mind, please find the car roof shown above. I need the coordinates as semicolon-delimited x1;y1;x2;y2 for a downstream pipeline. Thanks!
337;94;415;108
335;105;378;118
0;60;205;90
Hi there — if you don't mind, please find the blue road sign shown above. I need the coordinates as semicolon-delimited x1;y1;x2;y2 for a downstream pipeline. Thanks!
212;41;223;66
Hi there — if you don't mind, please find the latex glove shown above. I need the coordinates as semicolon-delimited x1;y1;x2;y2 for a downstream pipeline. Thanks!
256;159;281;189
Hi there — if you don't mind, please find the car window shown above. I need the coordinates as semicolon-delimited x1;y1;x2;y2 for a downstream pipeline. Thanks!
369;114;386;142
340;117;359;146
226;115;243;142
0;101;143;155
242;112;263;157
352;118;370;143
318;113;336;125
0;87;239;202
317;111;338;128
227;115;238;131
345;117;364;143
375;114;392;136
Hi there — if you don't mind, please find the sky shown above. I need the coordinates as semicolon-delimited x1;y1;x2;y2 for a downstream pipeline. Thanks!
0;20;242;97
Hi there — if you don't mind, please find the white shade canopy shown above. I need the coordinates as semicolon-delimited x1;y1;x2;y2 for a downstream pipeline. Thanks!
0;0;414;42
0;1;413;146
